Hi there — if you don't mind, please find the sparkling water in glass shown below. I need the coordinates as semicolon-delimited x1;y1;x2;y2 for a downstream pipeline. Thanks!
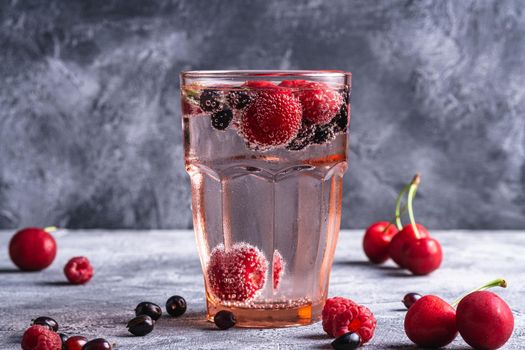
180;70;351;327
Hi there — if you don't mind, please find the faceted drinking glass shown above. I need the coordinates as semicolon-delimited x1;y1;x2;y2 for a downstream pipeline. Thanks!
180;70;351;327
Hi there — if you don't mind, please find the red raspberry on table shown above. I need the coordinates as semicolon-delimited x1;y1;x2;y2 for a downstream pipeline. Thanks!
272;250;285;290
9;227;57;271
279;80;342;125
21;325;62;350
64;256;94;285
239;89;302;148
322;297;377;344
207;243;268;301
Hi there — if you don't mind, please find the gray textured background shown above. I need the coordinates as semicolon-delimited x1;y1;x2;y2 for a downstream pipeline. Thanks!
0;0;524;229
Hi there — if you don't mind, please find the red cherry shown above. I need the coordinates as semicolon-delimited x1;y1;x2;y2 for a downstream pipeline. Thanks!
388;223;429;267
64;336;88;350
362;222;398;264
403;237;442;275
9;227;57;271
404;295;458;348
456;291;514;350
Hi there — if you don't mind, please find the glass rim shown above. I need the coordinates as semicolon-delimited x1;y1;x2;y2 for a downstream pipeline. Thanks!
181;70;351;78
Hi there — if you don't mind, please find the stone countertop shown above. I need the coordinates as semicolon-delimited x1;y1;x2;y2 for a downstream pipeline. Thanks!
0;230;523;349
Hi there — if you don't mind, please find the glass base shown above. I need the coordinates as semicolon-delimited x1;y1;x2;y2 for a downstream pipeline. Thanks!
206;298;323;328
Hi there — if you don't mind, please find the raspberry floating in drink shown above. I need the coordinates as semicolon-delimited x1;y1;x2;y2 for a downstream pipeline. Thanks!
239;88;302;148
279;80;342;125
207;243;268;302
272;250;285;291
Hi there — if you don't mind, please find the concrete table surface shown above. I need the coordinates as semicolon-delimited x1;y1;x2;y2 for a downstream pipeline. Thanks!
0;230;523;349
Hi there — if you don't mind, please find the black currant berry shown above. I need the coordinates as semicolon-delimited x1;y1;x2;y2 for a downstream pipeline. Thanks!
214;310;236;330
227;91;252;109
135;302;162;321
331;332;361;350
127;315;154;337
312;124;336;145
199;90;223;112
82;338;112;350
32;316;59;332
403;292;422;309
286;122;315;151
211;109;233;130
332;104;349;133
166;295;187;317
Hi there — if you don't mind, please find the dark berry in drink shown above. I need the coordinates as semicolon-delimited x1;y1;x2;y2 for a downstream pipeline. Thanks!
135;302;162;321
213;310;236;330
166;295;187;317
227;91;252;109
312;124;335;145
32;316;59;332
82;338;111;350
211;109;233;130
199;90;223;112
127;315;154;336
331;332;361;350
286;122;314;151
332;104;349;133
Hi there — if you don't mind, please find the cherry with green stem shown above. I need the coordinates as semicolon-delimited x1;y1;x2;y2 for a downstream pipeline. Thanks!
388;174;430;268
363;178;416;264
404;278;508;348
401;175;442;275
456;278;514;350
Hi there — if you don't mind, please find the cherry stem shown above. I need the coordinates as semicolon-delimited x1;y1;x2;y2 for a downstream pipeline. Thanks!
44;226;57;233
394;184;411;230
406;174;421;239
382;203;411;234
451;278;507;308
